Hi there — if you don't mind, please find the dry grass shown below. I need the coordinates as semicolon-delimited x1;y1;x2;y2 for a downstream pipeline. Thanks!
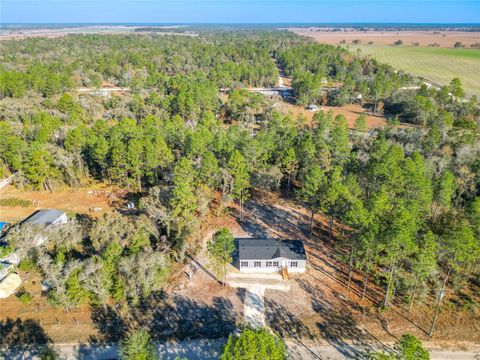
0;184;122;223
290;28;480;48
290;28;480;96
274;101;394;129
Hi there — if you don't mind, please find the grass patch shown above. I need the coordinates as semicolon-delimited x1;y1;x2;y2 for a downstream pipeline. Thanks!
17;288;33;304
18;258;37;272
348;45;480;96
0;245;13;258
0;197;33;207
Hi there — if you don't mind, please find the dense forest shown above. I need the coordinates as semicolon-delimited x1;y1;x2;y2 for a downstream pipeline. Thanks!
0;31;479;314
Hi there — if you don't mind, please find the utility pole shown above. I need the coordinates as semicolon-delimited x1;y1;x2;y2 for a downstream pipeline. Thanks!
429;267;451;337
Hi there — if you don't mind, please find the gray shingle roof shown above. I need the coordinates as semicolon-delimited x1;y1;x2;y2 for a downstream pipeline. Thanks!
238;239;306;261
23;209;65;227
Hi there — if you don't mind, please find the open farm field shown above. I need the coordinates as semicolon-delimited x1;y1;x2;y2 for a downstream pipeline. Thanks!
348;46;480;96
291;28;480;95
290;28;480;48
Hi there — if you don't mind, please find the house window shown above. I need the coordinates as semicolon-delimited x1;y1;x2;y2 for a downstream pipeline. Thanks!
266;261;273;267
272;261;279;267
241;261;248;267
290;261;298;268
254;261;261;267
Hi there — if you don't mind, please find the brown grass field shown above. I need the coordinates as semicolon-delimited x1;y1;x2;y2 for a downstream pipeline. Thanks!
289;28;480;48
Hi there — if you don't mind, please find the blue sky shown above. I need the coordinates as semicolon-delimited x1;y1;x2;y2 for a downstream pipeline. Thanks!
1;0;480;24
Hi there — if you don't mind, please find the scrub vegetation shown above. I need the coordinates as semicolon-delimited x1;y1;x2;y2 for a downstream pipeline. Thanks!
0;30;479;349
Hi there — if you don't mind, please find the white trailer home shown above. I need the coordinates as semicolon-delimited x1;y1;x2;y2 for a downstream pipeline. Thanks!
238;239;306;273
0;209;67;264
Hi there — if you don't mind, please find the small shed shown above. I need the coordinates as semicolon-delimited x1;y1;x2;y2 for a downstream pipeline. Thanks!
238;239;307;273
0;273;21;299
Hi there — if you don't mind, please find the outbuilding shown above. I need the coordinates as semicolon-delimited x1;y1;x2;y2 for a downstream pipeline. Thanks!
0;273;21;299
238;239;306;273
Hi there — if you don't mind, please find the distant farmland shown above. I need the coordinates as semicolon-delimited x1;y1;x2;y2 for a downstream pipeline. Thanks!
349;46;480;96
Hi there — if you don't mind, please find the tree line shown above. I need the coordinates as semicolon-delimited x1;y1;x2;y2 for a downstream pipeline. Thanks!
0;30;478;317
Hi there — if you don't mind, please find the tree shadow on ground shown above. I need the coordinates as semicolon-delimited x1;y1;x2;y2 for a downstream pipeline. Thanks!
88;294;237;344
146;295;236;340
89;304;129;343
230;198;312;240
298;278;392;359
264;298;323;360
0;318;57;359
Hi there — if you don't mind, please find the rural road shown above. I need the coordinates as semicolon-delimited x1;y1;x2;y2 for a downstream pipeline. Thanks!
2;340;478;360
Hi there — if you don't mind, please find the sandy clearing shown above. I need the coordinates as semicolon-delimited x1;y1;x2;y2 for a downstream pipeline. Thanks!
0;184;120;222
274;101;394;129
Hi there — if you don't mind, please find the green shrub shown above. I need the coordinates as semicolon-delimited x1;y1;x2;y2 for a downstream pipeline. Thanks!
0;197;33;207
120;329;159;360
221;327;286;360
18;258;37;271
17;288;33;304
39;345;59;360
0;245;13;258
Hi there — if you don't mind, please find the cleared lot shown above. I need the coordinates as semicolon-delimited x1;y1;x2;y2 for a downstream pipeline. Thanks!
0;184;121;222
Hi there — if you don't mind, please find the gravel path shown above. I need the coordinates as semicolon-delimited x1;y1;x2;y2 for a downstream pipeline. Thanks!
244;287;266;327
226;272;290;327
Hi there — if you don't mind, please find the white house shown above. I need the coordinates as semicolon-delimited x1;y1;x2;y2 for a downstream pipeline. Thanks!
238;239;307;273
0;209;67;264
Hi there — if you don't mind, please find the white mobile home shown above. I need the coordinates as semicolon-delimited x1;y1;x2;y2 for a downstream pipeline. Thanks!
0;209;67;264
22;209;68;246
238;239;306;273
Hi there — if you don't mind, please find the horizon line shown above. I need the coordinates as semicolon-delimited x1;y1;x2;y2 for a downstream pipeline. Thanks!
2;21;480;25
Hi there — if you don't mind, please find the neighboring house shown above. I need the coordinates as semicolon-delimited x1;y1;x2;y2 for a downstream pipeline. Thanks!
238;239;307;273
0;209;67;265
22;209;68;245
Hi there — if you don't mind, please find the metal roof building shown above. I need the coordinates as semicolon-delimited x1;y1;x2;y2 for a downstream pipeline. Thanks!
22;209;67;227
